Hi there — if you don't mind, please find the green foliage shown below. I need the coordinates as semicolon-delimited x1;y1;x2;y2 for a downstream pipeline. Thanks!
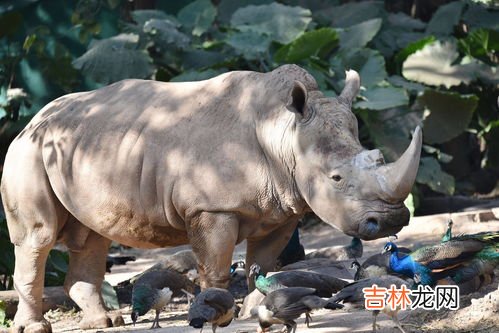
0;0;497;228
418;90;478;144
72;33;154;84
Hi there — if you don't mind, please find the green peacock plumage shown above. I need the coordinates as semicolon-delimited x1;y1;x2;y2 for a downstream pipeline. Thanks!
385;231;499;288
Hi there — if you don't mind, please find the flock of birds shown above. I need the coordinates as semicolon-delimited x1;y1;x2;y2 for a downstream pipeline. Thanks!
121;220;498;332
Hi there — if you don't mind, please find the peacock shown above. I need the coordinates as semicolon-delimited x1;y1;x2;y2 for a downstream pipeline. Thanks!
252;287;343;333
131;285;173;329
326;276;411;333
130;267;198;328
351;247;412;281
249;263;348;297
383;231;499;286
441;219;453;242
188;288;236;333
305;237;363;260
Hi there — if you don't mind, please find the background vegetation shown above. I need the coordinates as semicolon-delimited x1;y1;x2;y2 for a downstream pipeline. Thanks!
0;0;497;298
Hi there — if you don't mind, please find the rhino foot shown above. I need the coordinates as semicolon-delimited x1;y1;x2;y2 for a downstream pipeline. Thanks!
78;315;112;330
109;313;125;327
11;319;52;333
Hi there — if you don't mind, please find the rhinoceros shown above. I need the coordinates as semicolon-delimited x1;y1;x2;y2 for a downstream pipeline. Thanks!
1;64;421;332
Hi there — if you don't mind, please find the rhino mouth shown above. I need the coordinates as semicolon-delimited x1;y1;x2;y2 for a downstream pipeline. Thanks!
356;206;409;240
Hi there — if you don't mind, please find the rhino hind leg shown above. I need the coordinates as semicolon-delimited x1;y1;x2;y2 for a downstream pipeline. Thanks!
246;218;300;291
2;140;68;333
11;244;54;333
63;230;123;329
188;212;239;289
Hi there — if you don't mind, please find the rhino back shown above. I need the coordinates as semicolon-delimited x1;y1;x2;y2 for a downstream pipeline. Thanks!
13;71;293;247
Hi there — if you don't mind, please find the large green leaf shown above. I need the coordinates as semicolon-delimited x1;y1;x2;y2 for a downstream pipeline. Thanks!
217;0;272;24
387;75;424;94
72;34;154;84
394;35;436;66
372;13;426;57
226;30;271;60
419;90;478;144
231;3;311;44
360;106;421;161
462;3;499;30
426;0;465;35
320;1;385;28
458;28;499;65
402;40;479;88
338;18;382;51
355;86;408;110
131;10;179;27
143;19;190;51
170;68;226;82
334;49;387;88
274;28;338;62
416;156;455;195
178;0;217;37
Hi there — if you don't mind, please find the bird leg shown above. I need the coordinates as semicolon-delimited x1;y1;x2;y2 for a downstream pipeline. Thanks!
150;309;161;329
212;323;217;333
305;312;313;328
182;288;195;305
391;314;407;333
372;311;380;332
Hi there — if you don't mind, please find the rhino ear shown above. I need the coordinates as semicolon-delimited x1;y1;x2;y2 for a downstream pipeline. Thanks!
287;80;311;121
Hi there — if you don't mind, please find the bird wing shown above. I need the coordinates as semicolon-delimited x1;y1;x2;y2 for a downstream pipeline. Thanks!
203;289;235;313
411;240;485;269
273;271;347;296
134;268;197;296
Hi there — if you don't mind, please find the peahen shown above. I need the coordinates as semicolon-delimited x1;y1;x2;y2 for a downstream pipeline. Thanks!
130;267;198;328
188;288;236;333
253;287;343;333
383;231;499;286
326;276;411;333
131;285;173;329
249;263;348;297
305;237;363;260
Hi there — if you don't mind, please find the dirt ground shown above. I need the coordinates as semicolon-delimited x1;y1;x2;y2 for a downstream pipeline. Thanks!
36;211;499;332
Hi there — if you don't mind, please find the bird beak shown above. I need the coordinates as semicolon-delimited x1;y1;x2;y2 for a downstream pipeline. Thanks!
381;248;387;254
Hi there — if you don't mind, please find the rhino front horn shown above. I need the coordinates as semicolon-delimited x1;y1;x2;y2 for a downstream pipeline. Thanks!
376;126;423;203
339;69;360;105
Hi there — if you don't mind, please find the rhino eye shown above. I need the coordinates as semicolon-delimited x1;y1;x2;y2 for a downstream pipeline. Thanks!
331;175;342;182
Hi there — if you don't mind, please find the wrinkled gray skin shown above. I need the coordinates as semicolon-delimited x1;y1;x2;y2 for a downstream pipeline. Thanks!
1;64;421;332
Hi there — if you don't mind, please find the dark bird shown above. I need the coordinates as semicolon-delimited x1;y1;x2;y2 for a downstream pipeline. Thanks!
279;258;354;281
441;219;453;242
327;276;411;333
130;268;198;327
188;288;236;333
276;228;305;269
131;285;172;329
305;237;363;260
132;250;198;283
253;287;342;332
383;231;499;286
249;263;348;297
105;255;136;272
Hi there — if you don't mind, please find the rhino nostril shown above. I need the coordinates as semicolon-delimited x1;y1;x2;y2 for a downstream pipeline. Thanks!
365;217;379;232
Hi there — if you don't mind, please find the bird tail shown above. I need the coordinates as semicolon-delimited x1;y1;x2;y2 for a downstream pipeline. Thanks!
325;302;344;310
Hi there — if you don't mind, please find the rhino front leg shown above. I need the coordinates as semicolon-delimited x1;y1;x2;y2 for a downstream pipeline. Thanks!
64;230;123;329
188;212;239;289
246;218;300;291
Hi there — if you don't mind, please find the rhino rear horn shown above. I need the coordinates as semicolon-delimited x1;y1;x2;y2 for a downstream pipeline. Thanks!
376;126;423;202
339;70;360;105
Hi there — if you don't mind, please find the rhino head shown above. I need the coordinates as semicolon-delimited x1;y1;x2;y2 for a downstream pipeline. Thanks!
288;70;421;240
